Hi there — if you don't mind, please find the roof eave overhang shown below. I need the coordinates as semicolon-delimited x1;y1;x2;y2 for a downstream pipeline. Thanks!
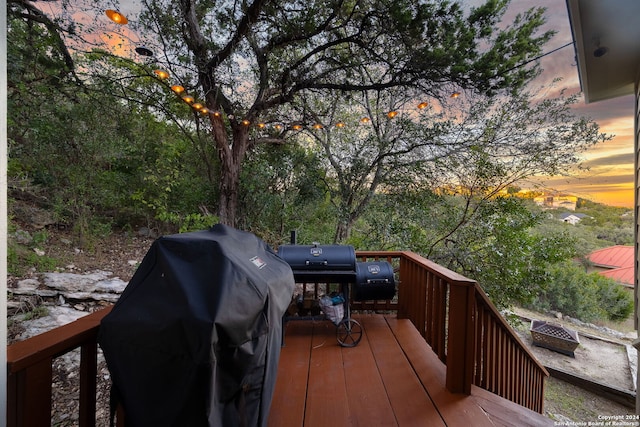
565;0;640;104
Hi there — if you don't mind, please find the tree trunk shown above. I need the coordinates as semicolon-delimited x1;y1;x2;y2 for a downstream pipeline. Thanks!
218;155;240;226
334;216;356;243
214;121;250;227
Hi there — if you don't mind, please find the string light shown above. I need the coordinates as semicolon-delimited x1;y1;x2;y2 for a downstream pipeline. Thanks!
192;102;203;110
154;69;170;79
360;117;371;123
171;85;185;94
241;119;251;126
182;95;194;103
450;91;460;98
417;102;429;109
312;123;323;130
134;46;154;57
105;10;128;25
387;111;398;119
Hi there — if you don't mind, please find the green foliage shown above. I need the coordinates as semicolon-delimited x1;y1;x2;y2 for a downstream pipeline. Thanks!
238;142;333;244
156;212;218;234
21;305;50;322
357;191;578;309
7;0;632;329
528;262;633;323
7;239;58;276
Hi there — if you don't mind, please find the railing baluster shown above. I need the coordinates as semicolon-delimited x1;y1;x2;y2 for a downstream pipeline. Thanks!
79;341;98;427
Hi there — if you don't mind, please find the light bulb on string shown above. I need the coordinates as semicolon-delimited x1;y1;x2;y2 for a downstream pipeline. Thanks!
105;10;128;25
134;46;154;57
154;69;169;79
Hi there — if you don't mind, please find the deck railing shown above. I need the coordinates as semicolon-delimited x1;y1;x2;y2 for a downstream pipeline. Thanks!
7;306;113;427
6;250;548;426
358;250;548;413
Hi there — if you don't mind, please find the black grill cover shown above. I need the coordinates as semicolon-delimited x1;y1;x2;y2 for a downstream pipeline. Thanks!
98;224;295;427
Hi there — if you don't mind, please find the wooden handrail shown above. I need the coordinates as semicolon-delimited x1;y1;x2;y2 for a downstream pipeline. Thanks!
360;250;549;413
6;251;549;424
7;306;113;427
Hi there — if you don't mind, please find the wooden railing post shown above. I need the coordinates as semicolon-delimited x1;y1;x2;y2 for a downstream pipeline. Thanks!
445;281;476;395
7;358;53;427
7;306;112;427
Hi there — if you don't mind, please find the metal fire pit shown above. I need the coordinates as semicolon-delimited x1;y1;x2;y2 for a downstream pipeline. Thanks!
530;320;580;357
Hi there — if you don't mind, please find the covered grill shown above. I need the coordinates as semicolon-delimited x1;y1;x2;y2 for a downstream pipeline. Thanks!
99;225;295;427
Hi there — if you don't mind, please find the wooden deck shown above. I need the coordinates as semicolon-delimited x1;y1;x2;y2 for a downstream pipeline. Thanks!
269;314;554;427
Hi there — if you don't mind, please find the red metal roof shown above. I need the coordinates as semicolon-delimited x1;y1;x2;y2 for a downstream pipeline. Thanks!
600;266;634;286
587;246;635;286
587;245;634;269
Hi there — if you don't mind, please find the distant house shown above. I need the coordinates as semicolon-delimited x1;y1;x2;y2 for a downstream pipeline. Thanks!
533;194;578;210
559;212;589;225
586;245;634;288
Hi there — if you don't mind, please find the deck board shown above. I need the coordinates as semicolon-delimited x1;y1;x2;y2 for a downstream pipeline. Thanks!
305;321;351;426
386;316;495;427
342;317;398;426
360;315;445;427
268;314;554;427
268;321;312;426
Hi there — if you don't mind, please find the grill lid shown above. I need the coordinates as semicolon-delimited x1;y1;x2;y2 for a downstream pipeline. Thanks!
278;243;357;283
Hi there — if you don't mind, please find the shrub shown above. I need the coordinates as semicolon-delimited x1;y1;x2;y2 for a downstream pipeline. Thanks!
529;261;633;323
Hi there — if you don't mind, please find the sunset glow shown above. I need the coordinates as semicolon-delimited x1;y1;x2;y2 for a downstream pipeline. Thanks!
508;0;636;208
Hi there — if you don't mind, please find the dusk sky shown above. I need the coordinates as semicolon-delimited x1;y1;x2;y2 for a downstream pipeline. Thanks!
507;0;635;207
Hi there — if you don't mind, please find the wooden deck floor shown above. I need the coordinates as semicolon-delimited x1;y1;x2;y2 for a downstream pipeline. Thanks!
268;314;554;427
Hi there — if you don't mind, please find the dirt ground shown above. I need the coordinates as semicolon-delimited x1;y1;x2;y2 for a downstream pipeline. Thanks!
513;307;638;420
514;308;635;390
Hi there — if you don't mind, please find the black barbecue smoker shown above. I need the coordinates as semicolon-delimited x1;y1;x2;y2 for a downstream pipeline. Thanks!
278;242;396;347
